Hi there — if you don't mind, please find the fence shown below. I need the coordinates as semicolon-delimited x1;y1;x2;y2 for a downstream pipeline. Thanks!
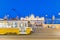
44;19;60;24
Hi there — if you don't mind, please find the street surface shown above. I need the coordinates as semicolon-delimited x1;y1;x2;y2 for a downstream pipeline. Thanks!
0;27;60;40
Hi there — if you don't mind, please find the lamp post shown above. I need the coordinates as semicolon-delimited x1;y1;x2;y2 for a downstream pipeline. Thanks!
52;15;55;24
45;14;48;24
58;13;60;29
58;13;60;23
58;13;60;20
58;13;60;15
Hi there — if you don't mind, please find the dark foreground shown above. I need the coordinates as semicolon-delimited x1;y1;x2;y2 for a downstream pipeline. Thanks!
0;28;60;40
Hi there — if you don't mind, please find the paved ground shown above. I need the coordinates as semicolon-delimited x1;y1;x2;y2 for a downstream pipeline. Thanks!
0;28;60;40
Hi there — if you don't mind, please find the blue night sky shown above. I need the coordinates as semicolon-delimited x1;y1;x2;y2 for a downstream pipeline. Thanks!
0;0;60;18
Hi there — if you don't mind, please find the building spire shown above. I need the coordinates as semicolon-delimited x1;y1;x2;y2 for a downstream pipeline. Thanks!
4;15;8;20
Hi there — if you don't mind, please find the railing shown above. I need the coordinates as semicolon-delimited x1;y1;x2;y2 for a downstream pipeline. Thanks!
45;19;60;24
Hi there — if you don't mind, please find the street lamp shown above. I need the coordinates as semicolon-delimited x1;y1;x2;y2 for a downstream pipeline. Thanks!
58;13;60;15
58;13;60;19
45;14;48;24
46;14;47;16
58;12;60;23
52;15;55;24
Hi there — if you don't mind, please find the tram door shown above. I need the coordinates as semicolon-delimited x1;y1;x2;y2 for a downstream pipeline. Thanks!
20;21;27;32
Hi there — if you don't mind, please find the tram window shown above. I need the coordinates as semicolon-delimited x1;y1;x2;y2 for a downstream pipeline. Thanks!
0;23;2;28
12;22;18;28
7;21;11;28
11;22;13;28
22;22;26;27
20;22;26;27
25;23;26;27
15;22;17;27
20;22;23;27
25;22;28;27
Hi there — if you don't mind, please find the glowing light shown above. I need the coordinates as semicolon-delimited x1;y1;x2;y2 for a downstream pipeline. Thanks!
45;14;47;16
58;13;60;15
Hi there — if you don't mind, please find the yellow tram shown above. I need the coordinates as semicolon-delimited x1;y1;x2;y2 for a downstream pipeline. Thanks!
0;20;32;35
